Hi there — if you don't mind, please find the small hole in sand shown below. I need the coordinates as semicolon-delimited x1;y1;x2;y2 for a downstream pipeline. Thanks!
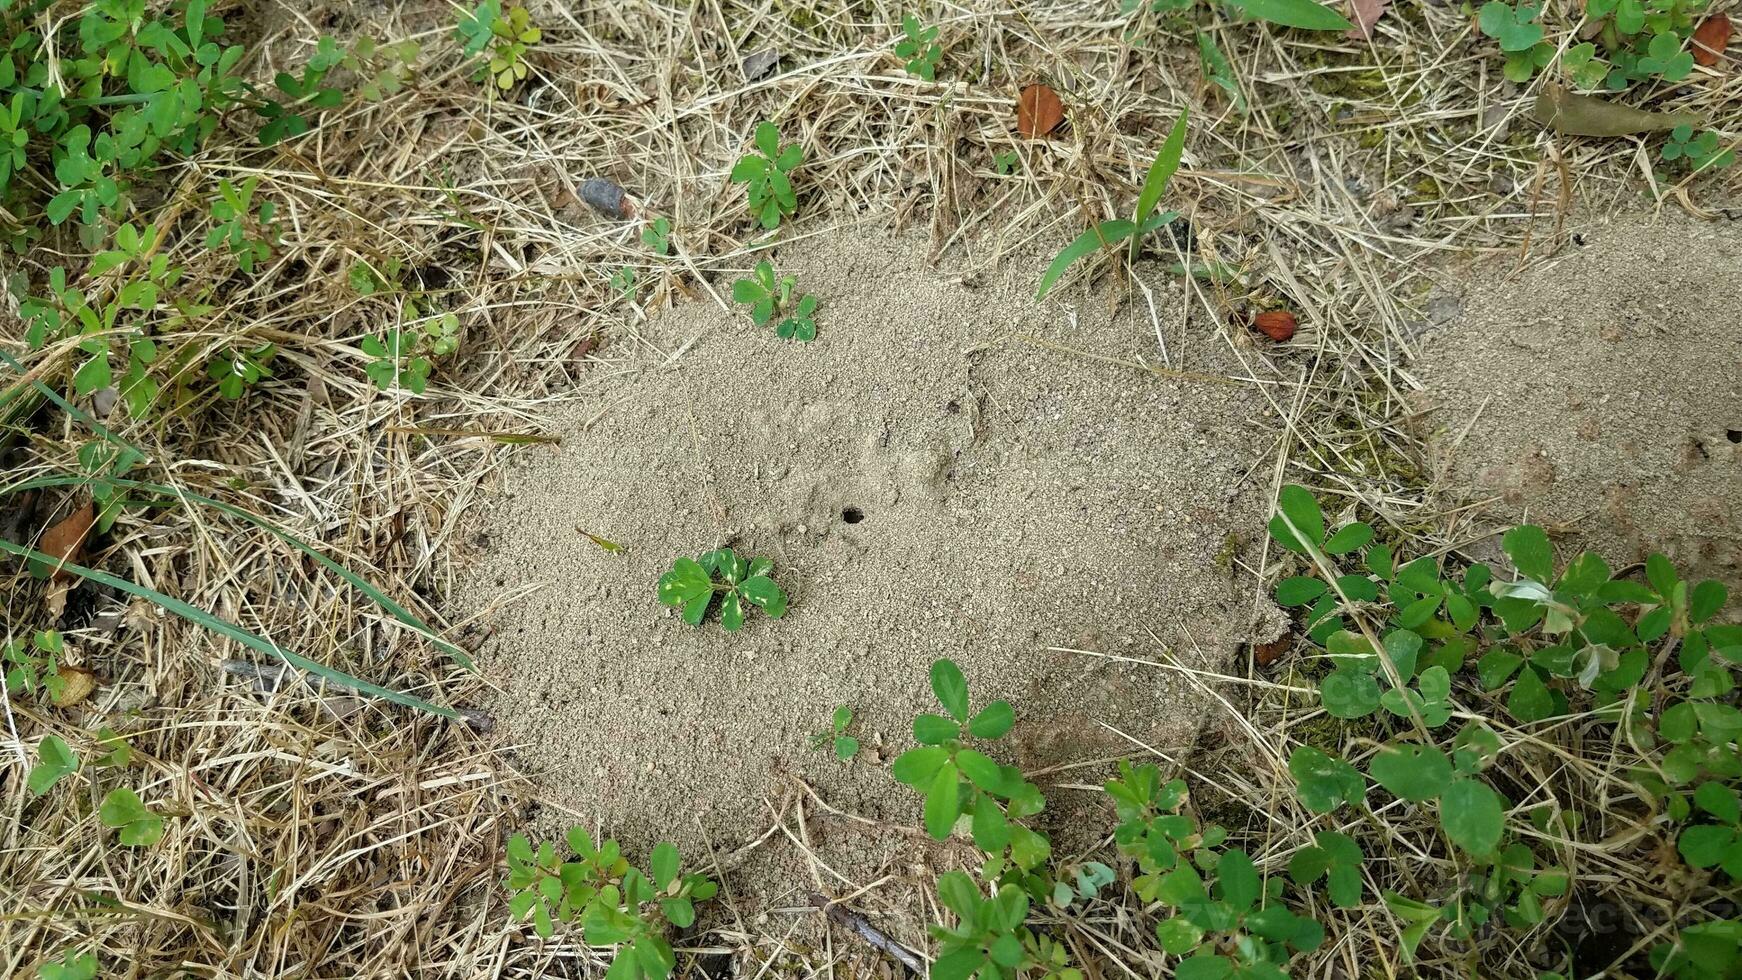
945;400;961;415
1729;429;1742;444
841;506;865;524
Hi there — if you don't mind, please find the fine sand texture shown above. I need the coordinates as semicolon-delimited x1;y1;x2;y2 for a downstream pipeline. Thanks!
1418;211;1742;588
455;232;1280;880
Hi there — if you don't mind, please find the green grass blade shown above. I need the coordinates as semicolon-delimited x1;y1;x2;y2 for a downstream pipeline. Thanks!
1133;112;1190;232
1222;0;1355;31
1035;219;1137;301
2;474;472;669
0;536;460;720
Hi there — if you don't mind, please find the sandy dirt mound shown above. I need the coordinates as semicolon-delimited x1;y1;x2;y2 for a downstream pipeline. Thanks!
1418;212;1742;586
455;233;1277;874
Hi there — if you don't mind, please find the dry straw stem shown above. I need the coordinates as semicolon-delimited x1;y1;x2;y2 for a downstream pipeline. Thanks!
4;0;1739;976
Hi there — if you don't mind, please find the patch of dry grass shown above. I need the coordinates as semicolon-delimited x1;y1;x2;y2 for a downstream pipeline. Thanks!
4;0;1739;976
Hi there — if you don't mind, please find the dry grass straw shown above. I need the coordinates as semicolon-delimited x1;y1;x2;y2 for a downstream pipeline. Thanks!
3;0;1738;975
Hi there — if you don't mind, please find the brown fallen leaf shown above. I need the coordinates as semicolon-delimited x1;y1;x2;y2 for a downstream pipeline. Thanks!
1531;83;1701;136
1016;83;1064;139
1253;310;1298;342
1693;13;1730;68
1345;0;1390;39
38;501;95;581
1254;635;1293;667
52;665;97;707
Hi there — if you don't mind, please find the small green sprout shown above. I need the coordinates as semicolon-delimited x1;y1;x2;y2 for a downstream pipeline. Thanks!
732;260;820;341
1663;125;1736;174
813;706;860;760
641;217;672;255
38;951;97;980
611;266;638;296
729;122;802;229
99;787;165;847
657;548;788;631
1036;111;1187;300
931;872;1084;980
993;151;1020;175
895;15;943;81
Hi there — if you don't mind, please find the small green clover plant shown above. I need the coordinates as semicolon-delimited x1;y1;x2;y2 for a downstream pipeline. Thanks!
812;705;860;760
993;151;1019;175
100;787;165;847
657;548;788;631
611;266;638;297
1036;111;1187;300
729;122;802;229
1663;126;1736;175
895;15;943;80
732;260;820;341
504;831;716;979
1478;2;1553;81
29;736;78;796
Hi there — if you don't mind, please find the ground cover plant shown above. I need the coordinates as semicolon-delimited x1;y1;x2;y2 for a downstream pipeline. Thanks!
656;548;789;630
4;0;1739;977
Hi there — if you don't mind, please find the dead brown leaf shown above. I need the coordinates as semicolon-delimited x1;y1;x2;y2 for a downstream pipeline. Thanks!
1345;0;1390;39
1016;84;1064;139
1254;635;1293;667
39;501;95;581
1693;13;1730;67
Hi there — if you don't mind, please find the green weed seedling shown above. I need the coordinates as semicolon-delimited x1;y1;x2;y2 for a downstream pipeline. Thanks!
457;0;542;91
4;630;66;698
892;660;1049;868
1266;483;1742;968
730;122;803;229
100;787;164;847
657;548;788;631
206;343;278;400
641;217;672;255
1035;111;1187;300
504;830;717;979
895;15;943;80
1124;0;1353;29
362;330;433;394
812;705;860;760
206;176;280;273
994;151;1020;175
77;442;147;535
930;871;1083;980
1103;760;1325;973
732;260;820;341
